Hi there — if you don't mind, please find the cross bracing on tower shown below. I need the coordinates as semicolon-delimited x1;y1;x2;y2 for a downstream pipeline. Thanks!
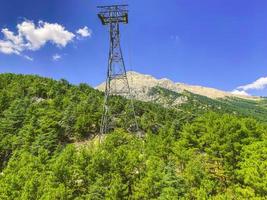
97;5;139;136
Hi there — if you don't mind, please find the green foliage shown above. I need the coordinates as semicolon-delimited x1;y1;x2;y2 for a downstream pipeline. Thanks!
149;86;267;122
237;140;267;196
0;73;266;199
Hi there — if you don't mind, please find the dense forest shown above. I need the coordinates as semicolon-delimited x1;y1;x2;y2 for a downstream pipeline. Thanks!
0;73;266;199
148;86;267;122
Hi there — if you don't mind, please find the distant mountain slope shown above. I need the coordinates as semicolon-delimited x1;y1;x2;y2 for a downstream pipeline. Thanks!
97;71;260;100
151;86;267;122
97;71;267;122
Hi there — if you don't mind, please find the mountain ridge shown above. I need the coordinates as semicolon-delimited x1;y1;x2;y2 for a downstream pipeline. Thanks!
96;71;260;101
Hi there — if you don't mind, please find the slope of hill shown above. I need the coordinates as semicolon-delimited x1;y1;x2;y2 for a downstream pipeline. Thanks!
97;71;267;122
0;73;266;199
147;86;267;122
97;71;260;100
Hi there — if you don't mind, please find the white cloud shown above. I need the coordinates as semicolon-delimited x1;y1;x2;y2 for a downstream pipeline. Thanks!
76;26;92;38
18;21;75;50
0;39;21;54
0;20;91;58
232;76;267;96
24;55;34;61
2;28;24;47
231;89;250;96
52;54;62;61
237;77;267;91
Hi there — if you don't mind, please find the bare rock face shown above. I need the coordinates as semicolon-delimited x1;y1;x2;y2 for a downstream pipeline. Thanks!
96;71;260;102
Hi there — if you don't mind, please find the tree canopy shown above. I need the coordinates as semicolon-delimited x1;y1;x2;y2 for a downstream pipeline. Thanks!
0;73;266;199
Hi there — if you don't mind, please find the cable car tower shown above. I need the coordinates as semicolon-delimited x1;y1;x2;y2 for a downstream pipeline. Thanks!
97;5;139;135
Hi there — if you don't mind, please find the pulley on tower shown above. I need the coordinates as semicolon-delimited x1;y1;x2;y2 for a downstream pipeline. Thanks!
97;5;139;136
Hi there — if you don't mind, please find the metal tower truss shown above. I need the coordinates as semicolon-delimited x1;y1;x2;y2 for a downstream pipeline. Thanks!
98;5;139;135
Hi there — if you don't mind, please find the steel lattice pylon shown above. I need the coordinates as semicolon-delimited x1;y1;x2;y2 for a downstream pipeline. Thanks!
97;5;139;135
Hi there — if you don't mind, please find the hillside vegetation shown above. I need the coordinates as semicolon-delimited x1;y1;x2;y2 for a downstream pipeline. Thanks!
0;73;266;199
149;86;267;122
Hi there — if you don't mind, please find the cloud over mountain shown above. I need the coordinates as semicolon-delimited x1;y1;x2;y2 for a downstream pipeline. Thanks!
238;77;267;91
232;76;267;96
231;89;249;96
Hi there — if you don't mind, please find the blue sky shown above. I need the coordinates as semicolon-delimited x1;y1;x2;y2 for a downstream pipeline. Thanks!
0;0;267;96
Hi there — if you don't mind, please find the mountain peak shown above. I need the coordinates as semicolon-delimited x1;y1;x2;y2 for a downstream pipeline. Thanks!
97;71;260;101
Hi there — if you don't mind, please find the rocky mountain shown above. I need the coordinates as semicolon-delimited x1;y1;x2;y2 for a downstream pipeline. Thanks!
96;71;259;102
97;71;267;122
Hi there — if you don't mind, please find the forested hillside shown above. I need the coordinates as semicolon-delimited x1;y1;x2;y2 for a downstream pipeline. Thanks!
0;73;266;199
148;86;267;122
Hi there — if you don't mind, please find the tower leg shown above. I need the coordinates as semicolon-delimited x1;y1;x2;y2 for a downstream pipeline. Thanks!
100;22;139;136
